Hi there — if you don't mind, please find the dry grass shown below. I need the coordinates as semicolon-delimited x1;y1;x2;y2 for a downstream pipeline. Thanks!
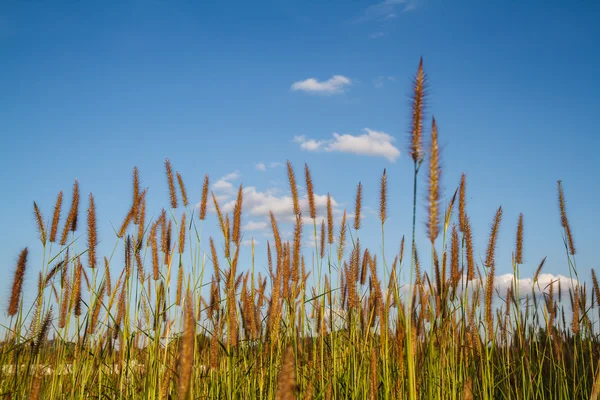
1;59;598;400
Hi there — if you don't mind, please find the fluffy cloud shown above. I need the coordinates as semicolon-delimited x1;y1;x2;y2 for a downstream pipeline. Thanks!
255;163;266;172
294;129;400;162
211;171;240;193
291;75;351;95
244;221;268;231
221;186;340;224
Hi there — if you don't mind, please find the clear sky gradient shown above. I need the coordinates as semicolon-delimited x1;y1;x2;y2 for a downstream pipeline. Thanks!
1;0;599;320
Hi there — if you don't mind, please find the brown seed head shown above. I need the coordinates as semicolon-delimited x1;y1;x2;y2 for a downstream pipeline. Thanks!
287;160;300;216
50;191;63;243
305;163;316;220
320;220;326;259
354;182;362;230
165;158;178;209
327;193;334;244
232;184;243;245
33;202;47;245
592;269;600;309
276;344;297;400
212;192;227;240
409;57;426;164
176;171;188;207
179;212;186;254
458;174;467;232
132;166;140;224
450;224;459;286
117;205;135;239
178;292;195;400
200;174;209;220
136;193;146;248
557;181;576;255
8;248;28;316
485;206;503;269
87;193;98;268
515;213;524;264
380;168;387;224
464;216;475;281
337;210;347;262
426;117;441;243
60;180;80;245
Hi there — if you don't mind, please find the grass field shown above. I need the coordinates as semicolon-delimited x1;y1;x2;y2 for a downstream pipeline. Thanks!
2;60;599;400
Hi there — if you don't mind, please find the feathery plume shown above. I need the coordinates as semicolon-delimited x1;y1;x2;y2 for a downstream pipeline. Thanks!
337;210;347;262
117;206;135;239
464;216;475;281
132;166;140;224
409;57;426;164
485;207;503;270
426;117;441;243
212;192;227;240
450;224;459;286
327;193;334;244
50;191;63;243
165;158;178;209
104;256;112;295
458;174;467;232
515;213;524;264
88;282;106;334
8;248;28;316
210;237;221;283
178;292;195;400
354;182;362;230
73;257;83;316
533;257;547;285
137;193;146;248
33;202;47;245
485;207;503;338
87;193;98;268
33;307;52;358
592;269;600;309
287;160;300;216
276;344;297;400
232;184;243;245
200;174;209;220
320;220;326;259
557;180;576;255
305;163;316;220
380;168;387;224
179;212;187;254
60;179;80;245
176;171;188;207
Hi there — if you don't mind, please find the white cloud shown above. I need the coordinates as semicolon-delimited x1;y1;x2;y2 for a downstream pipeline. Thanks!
255;163;266;172
294;135;326;151
369;32;385;39
217;186;342;226
211;171;240;193
295;128;401;162
212;179;233;191
222;171;240;181
291;75;351;95
269;162;284;168
244;221;268;231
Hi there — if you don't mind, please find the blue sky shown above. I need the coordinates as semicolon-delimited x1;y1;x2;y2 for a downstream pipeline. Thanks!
1;0;599;321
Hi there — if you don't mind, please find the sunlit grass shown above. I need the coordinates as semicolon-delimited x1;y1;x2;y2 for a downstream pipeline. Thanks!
2;60;600;400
